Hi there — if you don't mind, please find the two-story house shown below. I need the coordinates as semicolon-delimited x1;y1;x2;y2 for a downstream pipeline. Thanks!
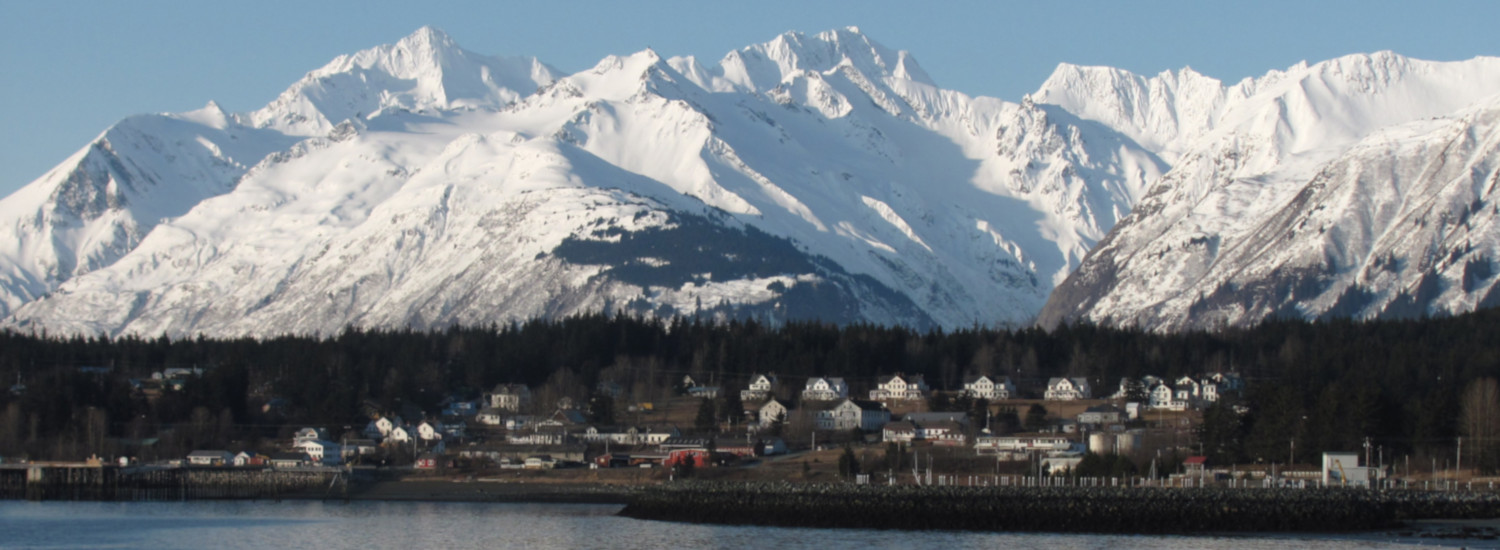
741;374;778;402
869;374;929;401
813;399;889;431
1148;383;1186;411
963;375;1016;400
747;398;792;428
1044;377;1091;400
486;383;532;412
801;377;849;402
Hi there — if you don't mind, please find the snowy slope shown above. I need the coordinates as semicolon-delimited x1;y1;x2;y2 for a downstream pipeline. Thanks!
1;27;1161;337
1037;53;1500;330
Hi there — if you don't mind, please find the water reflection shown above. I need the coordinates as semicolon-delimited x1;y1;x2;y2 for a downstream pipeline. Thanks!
0;500;1427;549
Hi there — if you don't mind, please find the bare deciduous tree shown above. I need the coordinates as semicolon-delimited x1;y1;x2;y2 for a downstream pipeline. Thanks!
1461;377;1500;475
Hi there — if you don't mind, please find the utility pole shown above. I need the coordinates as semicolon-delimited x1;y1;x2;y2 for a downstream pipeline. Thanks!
1457;437;1463;476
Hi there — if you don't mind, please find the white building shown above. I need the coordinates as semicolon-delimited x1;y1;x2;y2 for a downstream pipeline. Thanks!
741;374;778;402
963;375;1015;400
186;450;233;466
1148;383;1187;411
973;435;1077;454
417;421;446;442
486;384;532;412
1044;378;1091;401
749;398;791;428
869;374;929;401
476;407;505;426
802;377;849;402
813;399;889;431
294;440;343;465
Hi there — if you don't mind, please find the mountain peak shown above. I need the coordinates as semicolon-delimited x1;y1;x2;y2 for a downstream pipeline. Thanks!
713;27;934;92
250;27;558;134
399;25;455;48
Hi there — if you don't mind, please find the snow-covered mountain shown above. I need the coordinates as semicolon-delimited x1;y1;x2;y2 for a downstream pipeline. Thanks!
1037;52;1500;330
10;28;1495;337
1;27;1162;337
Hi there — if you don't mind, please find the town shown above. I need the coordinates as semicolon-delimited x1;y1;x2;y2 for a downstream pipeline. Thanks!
43;367;1464;493
1;312;1496;498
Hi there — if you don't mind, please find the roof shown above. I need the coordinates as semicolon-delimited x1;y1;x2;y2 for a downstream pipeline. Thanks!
1183;456;1208;465
659;437;715;449
923;420;964;432
906;412;968;424
746;398;790;411
849;399;887;411
269;452;308;461
884;421;917;433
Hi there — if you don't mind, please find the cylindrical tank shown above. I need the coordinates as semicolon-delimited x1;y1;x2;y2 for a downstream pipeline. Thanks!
1089;433;1113;454
1115;432;1141;455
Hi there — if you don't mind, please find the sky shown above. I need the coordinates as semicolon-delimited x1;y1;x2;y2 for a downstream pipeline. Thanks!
2;0;1499;196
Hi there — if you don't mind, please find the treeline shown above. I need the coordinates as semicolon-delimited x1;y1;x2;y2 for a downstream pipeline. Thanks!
0;309;1497;467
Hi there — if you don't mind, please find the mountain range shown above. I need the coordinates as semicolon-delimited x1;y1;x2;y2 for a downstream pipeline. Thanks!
1;27;1497;337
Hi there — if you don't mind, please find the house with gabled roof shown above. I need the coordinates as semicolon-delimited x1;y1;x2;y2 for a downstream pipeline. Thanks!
486;383;531;412
869;373;928;401
741;373;778;402
801;377;848;401
1148;383;1186;411
813;399;889;431
1044;377;1091;400
746;398;791;428
963;375;1015;400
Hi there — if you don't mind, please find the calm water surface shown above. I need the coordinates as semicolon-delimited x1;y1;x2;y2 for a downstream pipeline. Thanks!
0;500;1446;549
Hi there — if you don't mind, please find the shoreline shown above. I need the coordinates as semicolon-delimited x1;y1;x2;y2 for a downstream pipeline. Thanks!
620;482;1500;536
331;479;641;504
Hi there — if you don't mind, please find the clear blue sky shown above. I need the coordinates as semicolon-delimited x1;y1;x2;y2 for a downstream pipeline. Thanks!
3;0;1498;196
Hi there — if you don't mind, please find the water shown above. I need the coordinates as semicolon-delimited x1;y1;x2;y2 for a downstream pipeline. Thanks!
0;500;1444;549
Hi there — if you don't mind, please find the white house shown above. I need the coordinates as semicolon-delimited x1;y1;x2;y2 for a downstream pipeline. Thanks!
749;398;791;428
474;407;505;426
387;425;417;445
417;421;446;442
869;374;928;401
487;384;532;412
1148;383;1187;411
963;375;1015;400
741;374;778;402
801;377;849;401
1044;378;1091;401
813;399;889;431
1174;376;1201;403
1200;381;1220;403
294;440;343;465
232;451;261;467
579;426;657;445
